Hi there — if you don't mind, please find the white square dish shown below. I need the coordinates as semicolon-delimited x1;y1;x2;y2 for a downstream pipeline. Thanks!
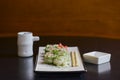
83;51;111;64
35;47;87;73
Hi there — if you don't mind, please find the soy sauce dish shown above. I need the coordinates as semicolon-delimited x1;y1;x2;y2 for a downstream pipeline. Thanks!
83;51;111;64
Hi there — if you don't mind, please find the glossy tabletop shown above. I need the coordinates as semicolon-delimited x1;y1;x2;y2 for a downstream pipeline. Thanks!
0;36;120;80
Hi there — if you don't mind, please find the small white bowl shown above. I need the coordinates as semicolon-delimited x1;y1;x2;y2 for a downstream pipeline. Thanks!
83;51;111;64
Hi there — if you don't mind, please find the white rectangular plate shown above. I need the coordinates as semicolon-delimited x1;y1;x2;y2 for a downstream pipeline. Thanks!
35;47;86;73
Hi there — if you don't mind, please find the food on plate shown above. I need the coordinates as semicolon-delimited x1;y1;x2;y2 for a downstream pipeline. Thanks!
44;43;71;67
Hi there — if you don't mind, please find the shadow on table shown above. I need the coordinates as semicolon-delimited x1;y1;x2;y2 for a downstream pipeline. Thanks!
84;62;111;80
34;73;85;80
18;57;34;80
85;62;111;74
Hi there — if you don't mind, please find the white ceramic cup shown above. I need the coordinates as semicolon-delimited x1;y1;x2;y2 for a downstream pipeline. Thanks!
17;32;39;57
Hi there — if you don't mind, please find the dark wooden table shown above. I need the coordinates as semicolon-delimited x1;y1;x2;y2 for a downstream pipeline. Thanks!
0;36;120;80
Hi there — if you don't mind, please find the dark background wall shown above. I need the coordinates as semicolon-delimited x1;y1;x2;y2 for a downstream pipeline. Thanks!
0;0;120;38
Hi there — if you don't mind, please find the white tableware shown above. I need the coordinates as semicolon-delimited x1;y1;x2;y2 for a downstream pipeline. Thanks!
17;32;40;57
83;51;111;64
35;47;86;73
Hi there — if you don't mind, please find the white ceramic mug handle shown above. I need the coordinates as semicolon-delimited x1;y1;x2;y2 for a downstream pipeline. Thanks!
33;36;40;41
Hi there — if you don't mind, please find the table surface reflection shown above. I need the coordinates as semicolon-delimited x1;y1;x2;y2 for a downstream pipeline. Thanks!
0;36;120;80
